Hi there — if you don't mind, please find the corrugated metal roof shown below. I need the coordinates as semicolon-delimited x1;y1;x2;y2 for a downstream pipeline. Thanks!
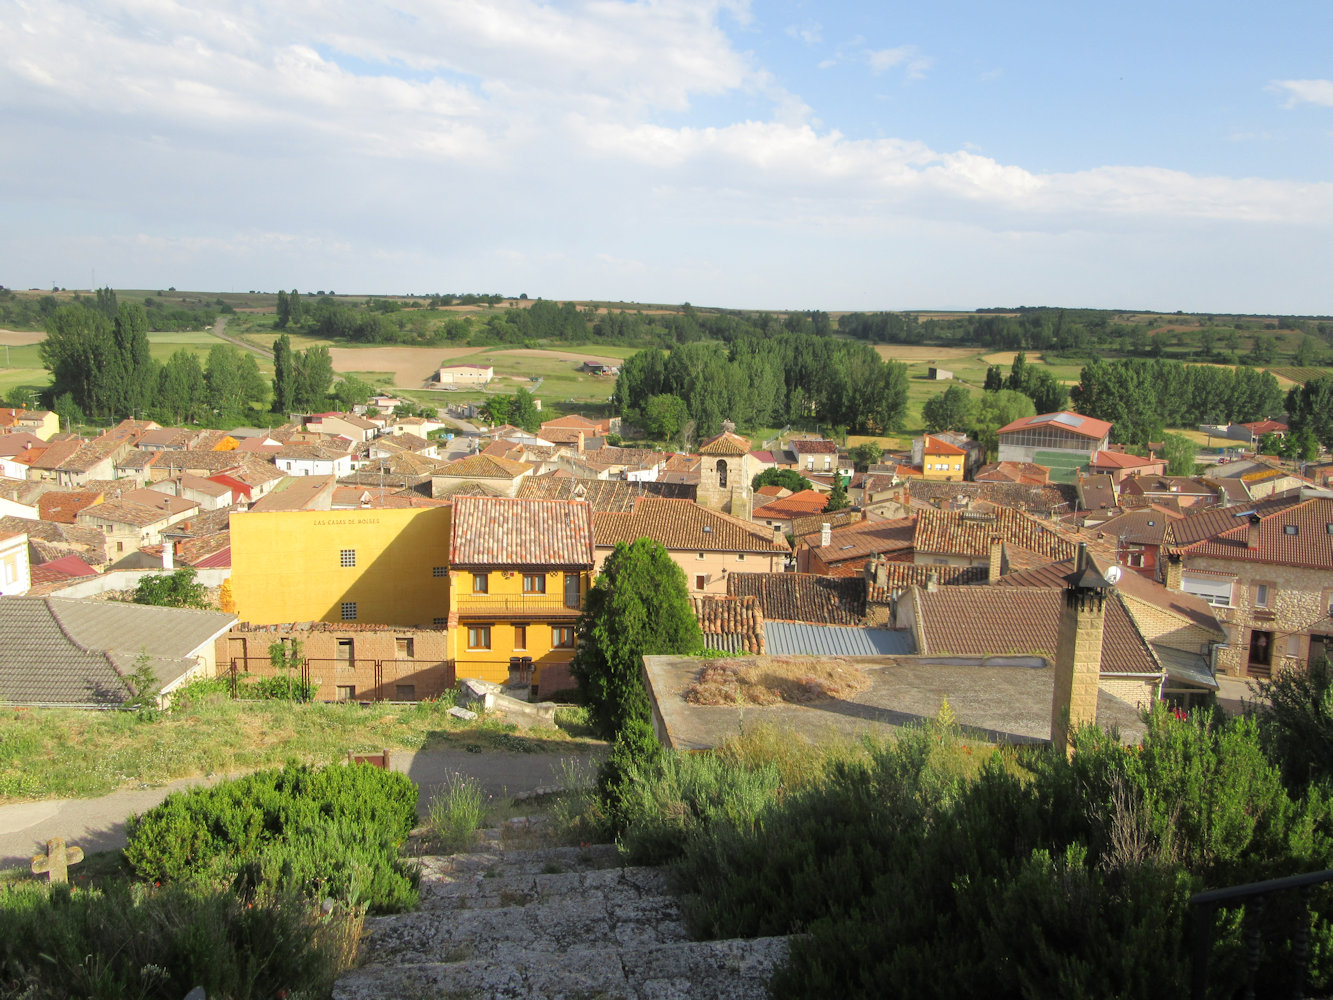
764;622;915;656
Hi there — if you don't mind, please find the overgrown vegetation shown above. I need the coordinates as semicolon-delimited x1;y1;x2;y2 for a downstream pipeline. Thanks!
574;702;1333;1000
424;772;487;854
0;689;602;803
130;567;210;609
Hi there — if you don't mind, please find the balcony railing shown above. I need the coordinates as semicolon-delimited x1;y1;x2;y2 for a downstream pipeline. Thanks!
453;594;581;616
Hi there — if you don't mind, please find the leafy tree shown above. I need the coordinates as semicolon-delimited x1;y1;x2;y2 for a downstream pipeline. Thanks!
825;476;849;512
40;303;114;418
1006;351;1029;393
983;365;1003;391
752;468;813;493
1255;656;1333;790
636;393;689;439
571;538;702;739
1285;426;1319;463
510;388;540;432
205;343;243;422
1257;431;1284;457
123;650;161;716
292;346;334;410
237;352;268;409
1248;334;1279;365
1287;376;1333;451
288;289;304;326
332;374;375;411
479;394;512;427
848;442;883;471
1295;335;1320;367
1159;432;1197;475
272;334;295;414
52;392;84;432
275;289;290;329
157;350;206;424
969;389;1036;459
921;384;972;433
132;568;209;609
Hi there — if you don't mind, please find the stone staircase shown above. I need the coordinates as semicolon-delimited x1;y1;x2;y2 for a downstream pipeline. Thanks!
334;829;788;1000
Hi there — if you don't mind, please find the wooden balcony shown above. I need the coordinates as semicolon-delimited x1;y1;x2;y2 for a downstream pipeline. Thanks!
453;594;582;619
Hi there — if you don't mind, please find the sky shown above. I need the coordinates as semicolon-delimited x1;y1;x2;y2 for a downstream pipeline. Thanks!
2;0;1332;314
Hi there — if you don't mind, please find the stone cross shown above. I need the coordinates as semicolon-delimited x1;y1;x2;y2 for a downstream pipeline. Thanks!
31;837;84;884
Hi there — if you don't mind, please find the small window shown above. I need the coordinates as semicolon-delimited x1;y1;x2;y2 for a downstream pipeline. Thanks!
553;626;575;649
395;637;414;659
340;602;357;621
523;574;546;594
697;552;705;560
432;565;446;578
432;617;446;628
1284;525;1299;536
336;638;353;662
696;574;706;590
472;573;488;594
1255;584;1270;608
1326;523;1333;535
340;549;356;568
336;685;356;701
395;684;415;701
737;553;746;561
468;625;491;650
514;625;528;650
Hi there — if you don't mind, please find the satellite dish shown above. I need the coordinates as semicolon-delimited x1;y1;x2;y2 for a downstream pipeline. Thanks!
1103;566;1123;586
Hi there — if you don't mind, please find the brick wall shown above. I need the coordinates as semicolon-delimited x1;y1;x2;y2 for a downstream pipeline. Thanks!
217;624;454;702
1099;676;1161;710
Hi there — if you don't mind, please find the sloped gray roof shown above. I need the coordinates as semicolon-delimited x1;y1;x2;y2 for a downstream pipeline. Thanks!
0;597;236;707
763;622;915;657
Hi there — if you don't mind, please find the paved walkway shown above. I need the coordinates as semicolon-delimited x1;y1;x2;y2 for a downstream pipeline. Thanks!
0;749;597;871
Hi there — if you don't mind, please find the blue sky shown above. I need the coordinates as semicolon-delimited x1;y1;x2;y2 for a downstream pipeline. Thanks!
2;0;1331;313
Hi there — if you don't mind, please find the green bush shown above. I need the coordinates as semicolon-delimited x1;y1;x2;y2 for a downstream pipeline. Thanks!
1254;656;1333;790
620;710;1333;999
125;761;418;912
0;881;355;1000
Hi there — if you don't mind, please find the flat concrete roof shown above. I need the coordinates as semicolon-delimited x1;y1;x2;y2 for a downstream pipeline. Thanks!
643;654;1146;750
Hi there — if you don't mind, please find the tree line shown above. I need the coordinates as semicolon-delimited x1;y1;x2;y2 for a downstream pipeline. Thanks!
1068;358;1286;446
39;293;266;427
613;334;909;441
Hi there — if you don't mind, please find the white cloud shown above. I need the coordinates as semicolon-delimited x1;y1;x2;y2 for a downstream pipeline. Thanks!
865;45;932;80
785;22;821;45
1270;79;1333;108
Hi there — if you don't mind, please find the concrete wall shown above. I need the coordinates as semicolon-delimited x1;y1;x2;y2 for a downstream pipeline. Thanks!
593;545;783;596
49;567;232;598
228;506;452;628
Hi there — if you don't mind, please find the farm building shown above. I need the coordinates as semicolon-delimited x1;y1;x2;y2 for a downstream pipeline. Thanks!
436;364;494;387
996;411;1112;483
927;367;954;380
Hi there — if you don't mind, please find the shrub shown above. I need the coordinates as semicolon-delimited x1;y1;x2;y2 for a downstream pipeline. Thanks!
125;761;418;912
1254;656;1333;790
0;881;358;1000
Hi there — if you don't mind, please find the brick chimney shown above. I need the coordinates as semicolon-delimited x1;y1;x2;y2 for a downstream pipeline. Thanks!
987;534;1004;583
1246;513;1262;550
926;570;939;593
1163;553;1183;591
1050;543;1108;756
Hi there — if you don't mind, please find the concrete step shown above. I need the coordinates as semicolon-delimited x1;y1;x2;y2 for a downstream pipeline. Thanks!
416;860;673;913
360;868;688;965
334;936;791;1000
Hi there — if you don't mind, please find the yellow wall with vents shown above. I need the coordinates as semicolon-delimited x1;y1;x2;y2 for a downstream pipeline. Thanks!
228;507;452;627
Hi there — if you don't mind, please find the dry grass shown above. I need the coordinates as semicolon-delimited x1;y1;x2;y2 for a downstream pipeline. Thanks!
872;345;980;363
685;656;871;706
0;329;44;346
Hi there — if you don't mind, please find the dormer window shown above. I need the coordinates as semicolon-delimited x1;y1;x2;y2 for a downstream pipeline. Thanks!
1284;525;1299;535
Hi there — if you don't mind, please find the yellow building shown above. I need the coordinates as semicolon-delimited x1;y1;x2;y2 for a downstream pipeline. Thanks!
227;497;593;695
228;506;452;627
447;495;593;693
922;436;967;482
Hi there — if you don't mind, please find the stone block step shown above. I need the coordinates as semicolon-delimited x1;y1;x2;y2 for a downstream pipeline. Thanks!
416;861;672;913
360;873;688;966
417;841;622;881
334;936;790;1000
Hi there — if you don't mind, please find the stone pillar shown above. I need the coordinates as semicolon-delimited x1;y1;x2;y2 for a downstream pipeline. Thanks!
987;534;1003;583
1050;582;1107;756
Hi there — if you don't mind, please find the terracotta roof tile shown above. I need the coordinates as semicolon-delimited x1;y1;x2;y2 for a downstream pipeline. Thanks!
914;507;1078;562
810;518;915;564
437;454;533;479
594;498;788;553
515;477;696;510
727;572;865;624
693;595;765;653
1174;496;1333;570
450;495;594;567
997;411;1112;440
698;431;751;456
750;489;827;520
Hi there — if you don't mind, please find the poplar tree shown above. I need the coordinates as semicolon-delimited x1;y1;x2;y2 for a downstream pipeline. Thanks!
272;334;295;413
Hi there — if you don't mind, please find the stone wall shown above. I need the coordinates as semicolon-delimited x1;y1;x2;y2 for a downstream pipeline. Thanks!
1185;555;1333;677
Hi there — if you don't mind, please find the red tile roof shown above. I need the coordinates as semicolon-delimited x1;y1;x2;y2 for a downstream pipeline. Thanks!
997;411;1112;440
38;491;103;524
913;507;1078;562
1173;496;1333;570
594;498;788;553
698;431;751;457
809;518;915;564
450;495;594;568
923;435;967;456
437;454;532;479
750;489;827;520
